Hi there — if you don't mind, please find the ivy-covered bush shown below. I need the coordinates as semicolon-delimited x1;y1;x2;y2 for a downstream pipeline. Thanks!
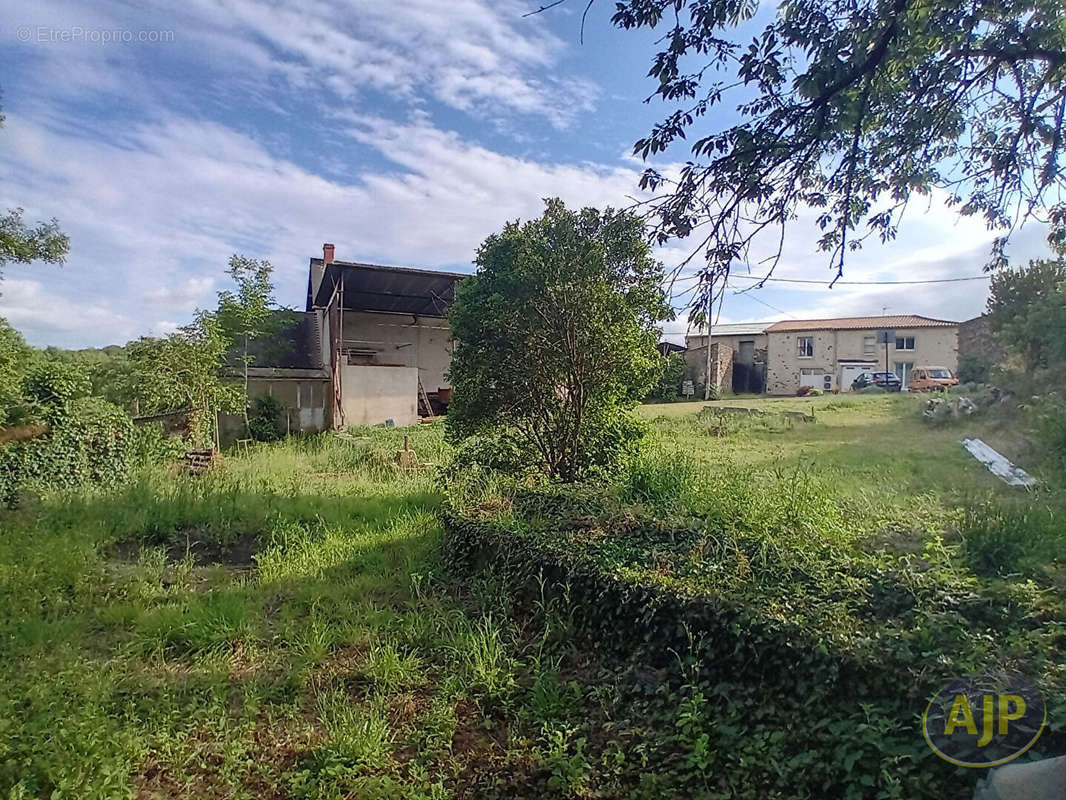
21;360;91;409
0;397;134;506
129;421;188;466
441;474;1066;799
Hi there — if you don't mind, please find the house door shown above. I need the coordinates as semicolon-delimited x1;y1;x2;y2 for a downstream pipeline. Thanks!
738;340;755;365
895;362;914;389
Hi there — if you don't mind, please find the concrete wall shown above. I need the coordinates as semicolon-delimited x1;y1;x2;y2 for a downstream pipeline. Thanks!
339;365;419;427
340;311;452;392
766;327;959;394
219;372;331;444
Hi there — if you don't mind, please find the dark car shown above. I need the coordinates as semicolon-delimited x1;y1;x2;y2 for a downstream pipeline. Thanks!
851;371;902;392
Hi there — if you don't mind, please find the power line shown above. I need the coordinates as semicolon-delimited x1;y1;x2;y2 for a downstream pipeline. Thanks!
726;274;991;286
736;290;788;314
668;272;990;288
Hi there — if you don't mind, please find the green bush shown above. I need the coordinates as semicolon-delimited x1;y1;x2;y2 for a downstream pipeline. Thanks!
129;422;187;466
858;385;886;394
646;352;686;402
957;354;990;384
0;397;134;506
580;412;648;477
1029;392;1066;477
444;429;537;479
248;394;285;442
446;199;669;481
21;361;91;409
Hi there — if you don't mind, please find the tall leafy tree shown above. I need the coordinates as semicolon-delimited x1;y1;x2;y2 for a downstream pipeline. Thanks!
216;255;280;434
127;313;241;448
987;258;1066;370
540;0;1066;315
448;199;670;480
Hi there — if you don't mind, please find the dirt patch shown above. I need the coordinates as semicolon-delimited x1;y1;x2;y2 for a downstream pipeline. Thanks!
134;715;309;800
451;700;538;798
110;527;260;569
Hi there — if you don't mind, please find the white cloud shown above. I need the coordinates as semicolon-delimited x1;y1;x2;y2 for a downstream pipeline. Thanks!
0;110;651;346
0;277;138;344
3;103;1054;349
152;320;181;337
144;277;215;309
7;0;598;128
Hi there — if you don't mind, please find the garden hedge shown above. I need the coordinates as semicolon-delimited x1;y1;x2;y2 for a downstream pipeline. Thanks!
441;494;1066;799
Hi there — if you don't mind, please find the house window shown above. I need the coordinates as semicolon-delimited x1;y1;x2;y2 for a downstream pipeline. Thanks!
863;335;876;355
797;336;814;358
895;336;915;351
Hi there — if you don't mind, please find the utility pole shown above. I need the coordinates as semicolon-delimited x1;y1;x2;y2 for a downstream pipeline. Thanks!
704;279;713;400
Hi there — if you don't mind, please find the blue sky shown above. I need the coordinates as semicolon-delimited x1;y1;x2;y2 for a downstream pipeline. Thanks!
0;0;1055;347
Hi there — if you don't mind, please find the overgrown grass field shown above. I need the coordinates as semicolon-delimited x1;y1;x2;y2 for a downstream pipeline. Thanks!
0;429;534;800
1;395;1063;798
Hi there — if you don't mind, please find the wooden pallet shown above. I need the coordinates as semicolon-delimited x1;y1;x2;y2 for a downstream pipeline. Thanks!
184;449;218;475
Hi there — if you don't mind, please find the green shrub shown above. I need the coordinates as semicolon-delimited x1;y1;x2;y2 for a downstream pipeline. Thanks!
957;354;990;384
806;387;823;396
646;352;686;402
580;412;648;477
21;361;91;409
0;397;134;506
446;199;669;481
248;394;285;442
444;429;536;478
129;422;187;466
1029;392;1066;477
858;385;886;394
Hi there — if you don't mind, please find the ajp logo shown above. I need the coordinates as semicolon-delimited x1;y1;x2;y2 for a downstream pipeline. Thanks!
923;672;1046;767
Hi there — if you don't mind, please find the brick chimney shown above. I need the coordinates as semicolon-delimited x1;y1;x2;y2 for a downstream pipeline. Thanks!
322;242;335;265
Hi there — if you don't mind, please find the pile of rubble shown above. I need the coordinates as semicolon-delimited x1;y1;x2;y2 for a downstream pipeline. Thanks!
921;386;1014;425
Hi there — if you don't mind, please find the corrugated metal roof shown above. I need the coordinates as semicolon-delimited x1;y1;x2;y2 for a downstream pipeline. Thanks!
313;260;470;316
687;322;771;339
765;315;957;332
